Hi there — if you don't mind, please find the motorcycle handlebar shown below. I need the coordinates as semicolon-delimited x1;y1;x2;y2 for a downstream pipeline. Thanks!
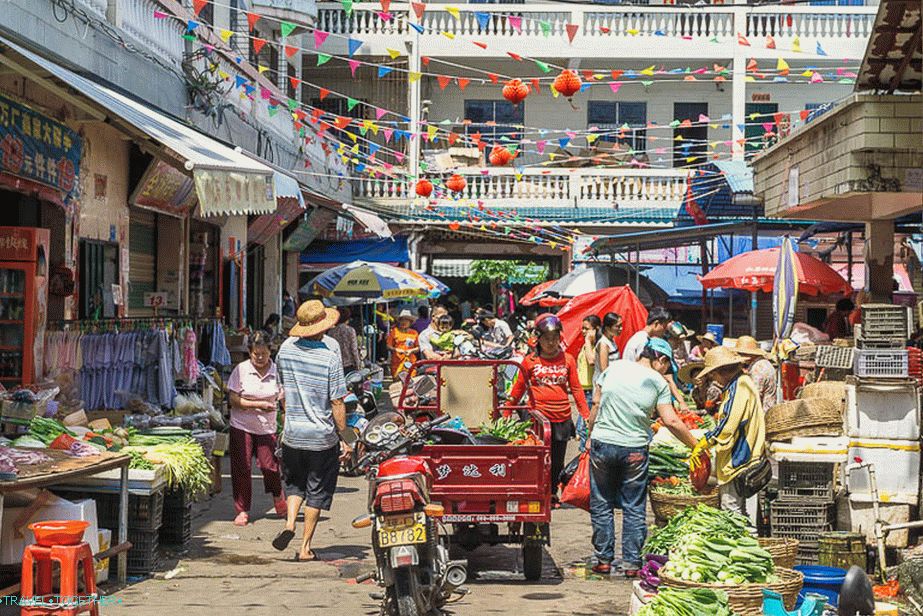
356;414;452;470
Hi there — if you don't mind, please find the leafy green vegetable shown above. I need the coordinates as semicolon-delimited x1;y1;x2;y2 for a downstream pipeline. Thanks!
479;417;531;442
649;442;691;479
123;439;211;495
662;534;775;584
638;587;733;616
28;417;76;445
643;504;749;556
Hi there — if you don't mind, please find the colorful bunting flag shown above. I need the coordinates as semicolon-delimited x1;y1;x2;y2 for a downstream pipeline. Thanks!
411;2;426;19
253;38;267;54
378;66;392;78
314;30;329;49
445;6;460;19
475;12;490;29
246;12;260;30
540;21;552;37
317;53;332;66
816;42;827;56
348;60;361;76
387;48;402;59
792;36;801;53
457;78;471;90
437;75;451;89
219;29;234;43
776;57;789;76
737;32;750;46
280;21;297;38
342;0;353;15
534;60;551;74
508;16;522;32
765;35;776;49
284;45;298;58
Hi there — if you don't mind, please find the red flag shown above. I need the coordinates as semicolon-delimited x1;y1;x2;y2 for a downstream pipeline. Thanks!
193;0;208;15
487;73;499;84
333;116;352;130
765;35;776;49
319;88;331;100
421;56;431;66
457;78;470;90
558;286;649;357
530;78;540;94
799;109;810;121
683;181;708;225
565;23;579;43
284;45;298;58
507;52;522;61
411;1;426;19
380;0;391;12
247;12;260;31
252;38;267;54
289;76;301;89
437;75;451;90
473;41;488;50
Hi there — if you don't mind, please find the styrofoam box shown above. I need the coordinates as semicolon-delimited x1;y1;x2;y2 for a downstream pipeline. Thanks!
96;528;111;584
837;493;913;548
628;580;655;615
847;439;920;504
0;496;100;565
846;380;920;440
770;436;850;463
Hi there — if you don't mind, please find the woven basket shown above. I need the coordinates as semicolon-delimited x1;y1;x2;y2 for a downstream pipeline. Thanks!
798;381;847;407
766;398;844;442
661;568;804;616
649;489;720;526
758;537;800;570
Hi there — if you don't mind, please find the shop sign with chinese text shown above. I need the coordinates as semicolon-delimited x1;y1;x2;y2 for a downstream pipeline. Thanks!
0;94;83;203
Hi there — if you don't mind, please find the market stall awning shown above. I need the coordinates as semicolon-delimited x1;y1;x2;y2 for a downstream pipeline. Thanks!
343;204;392;238
300;237;409;267
0;36;280;217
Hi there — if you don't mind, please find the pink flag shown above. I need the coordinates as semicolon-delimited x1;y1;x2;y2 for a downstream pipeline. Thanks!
394;151;405;163
383;128;394;142
348;60;361;76
609;82;621;93
314;30;329;49
375;107;387;120
565;23;579;43
508;15;522;32
536;140;546;154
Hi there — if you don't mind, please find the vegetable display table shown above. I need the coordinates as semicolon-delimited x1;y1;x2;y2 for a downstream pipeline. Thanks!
0;450;131;585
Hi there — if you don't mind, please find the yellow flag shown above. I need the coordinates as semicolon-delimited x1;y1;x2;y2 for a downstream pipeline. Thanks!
515;171;523;181
710;124;718;129
640;65;655;76
749;112;759;120
445;5;460;19
386;48;402;59
745;76;756;82
218;70;230;80
548;153;557;161
257;65;269;74
792;36;801;53
409;71;422;83
351;143;360;153
627;28;640;36
219;29;234;43
586;134;599;145
441;31;455;40
427;125;438;141
674;134;683;141
362;120;374;132
347;132;358;143
341;155;349;164
801;70;813;77
686;156;698;163
369;123;379;136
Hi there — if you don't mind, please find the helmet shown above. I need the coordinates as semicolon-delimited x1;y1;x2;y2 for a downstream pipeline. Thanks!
534;313;562;335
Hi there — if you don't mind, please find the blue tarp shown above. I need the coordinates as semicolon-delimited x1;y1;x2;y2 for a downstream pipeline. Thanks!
677;162;761;225
300;236;409;264
716;235;790;262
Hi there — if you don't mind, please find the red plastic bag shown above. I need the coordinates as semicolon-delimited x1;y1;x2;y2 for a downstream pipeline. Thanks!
560;452;591;511
690;450;712;493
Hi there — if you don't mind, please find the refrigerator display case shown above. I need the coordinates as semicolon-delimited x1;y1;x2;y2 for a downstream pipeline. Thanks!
0;227;49;387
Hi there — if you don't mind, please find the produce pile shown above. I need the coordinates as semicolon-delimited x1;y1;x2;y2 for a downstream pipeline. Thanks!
478;418;542;446
643;504;749;556
648;443;691;479
652;410;714;433
637;587;733;616
661;533;775;584
650;476;695;496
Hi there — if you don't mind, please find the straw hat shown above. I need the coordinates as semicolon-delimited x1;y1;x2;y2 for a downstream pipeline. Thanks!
735;335;771;360
397;309;415;323
697;346;745;380
289;300;340;338
697;331;720;347
677;360;705;386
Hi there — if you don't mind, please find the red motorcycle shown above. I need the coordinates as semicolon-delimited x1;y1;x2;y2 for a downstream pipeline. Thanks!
351;413;467;616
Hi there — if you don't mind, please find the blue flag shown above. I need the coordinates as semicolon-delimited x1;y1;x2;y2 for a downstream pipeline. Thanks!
475;12;490;29
348;39;363;57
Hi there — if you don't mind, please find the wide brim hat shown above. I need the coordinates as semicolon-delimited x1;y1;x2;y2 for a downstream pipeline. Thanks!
397;309;415;323
677;361;705;386
735;335;771;359
290;300;340;338
697;331;720;346
697;346;745;380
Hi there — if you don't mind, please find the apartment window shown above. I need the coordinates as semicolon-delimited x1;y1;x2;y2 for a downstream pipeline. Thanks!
587;101;647;151
463;100;524;145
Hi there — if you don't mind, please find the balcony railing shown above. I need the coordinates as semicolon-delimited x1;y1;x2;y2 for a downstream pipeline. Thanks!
316;3;876;58
353;168;688;209
115;0;185;67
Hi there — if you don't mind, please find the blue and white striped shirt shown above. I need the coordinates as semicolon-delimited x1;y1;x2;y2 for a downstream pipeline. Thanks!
276;337;347;451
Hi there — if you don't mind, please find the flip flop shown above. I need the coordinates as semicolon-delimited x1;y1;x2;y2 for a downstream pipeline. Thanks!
272;529;295;551
293;551;316;562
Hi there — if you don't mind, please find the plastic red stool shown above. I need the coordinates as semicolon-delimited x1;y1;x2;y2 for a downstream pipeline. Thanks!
20;542;99;616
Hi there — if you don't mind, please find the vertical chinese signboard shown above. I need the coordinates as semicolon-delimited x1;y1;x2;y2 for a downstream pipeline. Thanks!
0;93;83;203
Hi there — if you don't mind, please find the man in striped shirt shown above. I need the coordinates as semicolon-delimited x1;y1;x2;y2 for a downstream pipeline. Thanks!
272;300;349;562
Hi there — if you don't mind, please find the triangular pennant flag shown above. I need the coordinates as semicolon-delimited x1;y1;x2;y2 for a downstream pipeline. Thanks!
508;15;522;32
640;65;655;76
378;66;393;78
218;70;230;80
747;58;758;71
410;23;424;34
411;2;426;19
565;23;579;43
441;31;455;40
698;113;710;122
383;128;394;142
586;134;599;145
284;45;298;58
253;38;267;54
776;57;789;76
457;78;470;90
268;106;279;117
473;41;488;50
530;78;540;93
342;0;353;15
375;107;387;120
219;29;234;43
192;0;207;15
314;30;329;49
246;12;260;30
507;52;522;62
540;21;552;37
558;137;570;148
437;75;451;90
317;53;332;66
287;98;299;112
348;38;362;57
234;75;248;89
386;48;402;59
487;73;499;84
737;32;750;46
244;84;256;96
608;82;621;93
289;76;301;90
816;42;827;56
380;0;391;12
426;125;439;142
421;56;430;66
799;109;810;121
534;60;550;74
409;71;422;83
334;116;352;130
186;20;199;31
348;60;361;77
536;140;546;154
810;71;823;83
445;5;460;19
257;64;269;74
154;10;168;19
765;35;776;49
792;36;801;53
281;21;297;37
475;12;490;29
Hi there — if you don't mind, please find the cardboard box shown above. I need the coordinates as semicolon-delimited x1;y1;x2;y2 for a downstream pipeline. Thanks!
96;528;111;584
0;495;100;565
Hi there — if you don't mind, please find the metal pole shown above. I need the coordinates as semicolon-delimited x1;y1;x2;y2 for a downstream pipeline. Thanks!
750;200;759;336
700;240;708;328
407;17;422;182
636;243;640;294
118;463;128;584
729;232;734;336
846;231;854;288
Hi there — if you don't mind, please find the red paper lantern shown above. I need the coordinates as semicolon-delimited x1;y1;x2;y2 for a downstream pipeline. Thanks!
415;178;433;197
489;146;513;167
445;174;467;193
553;69;582;98
502;78;529;105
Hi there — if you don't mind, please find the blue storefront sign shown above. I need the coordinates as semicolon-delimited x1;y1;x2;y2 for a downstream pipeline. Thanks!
0;93;83;203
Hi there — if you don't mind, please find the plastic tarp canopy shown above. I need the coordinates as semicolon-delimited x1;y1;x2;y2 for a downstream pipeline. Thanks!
300;237;409;264
556;286;649;357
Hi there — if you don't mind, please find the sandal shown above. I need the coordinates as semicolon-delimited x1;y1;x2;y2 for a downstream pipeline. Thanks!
272;529;295;551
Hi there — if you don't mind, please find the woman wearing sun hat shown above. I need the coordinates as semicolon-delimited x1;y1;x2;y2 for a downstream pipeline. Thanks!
735;335;777;412
386;309;420;380
689;346;766;516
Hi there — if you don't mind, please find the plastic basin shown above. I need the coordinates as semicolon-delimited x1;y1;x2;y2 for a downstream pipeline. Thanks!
794;565;847;607
29;520;90;547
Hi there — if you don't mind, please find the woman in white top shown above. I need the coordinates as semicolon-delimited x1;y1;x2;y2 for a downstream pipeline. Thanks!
594;312;623;383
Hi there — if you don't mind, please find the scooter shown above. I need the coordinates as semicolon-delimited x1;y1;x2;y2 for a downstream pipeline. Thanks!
762;566;875;615
342;368;381;477
351;413;467;616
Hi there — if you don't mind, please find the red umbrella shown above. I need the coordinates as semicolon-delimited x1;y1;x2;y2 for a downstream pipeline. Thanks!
699;247;852;296
520;279;568;307
558;286;649;357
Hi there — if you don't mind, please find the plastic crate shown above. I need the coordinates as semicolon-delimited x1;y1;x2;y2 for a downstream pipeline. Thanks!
159;502;193;546
98;490;164;531
109;528;160;575
814;345;855;370
771;501;836;530
163;489;192;512
855;335;906;350
860;304;913;340
777;461;836;502
797;545;820;566
854;349;908;378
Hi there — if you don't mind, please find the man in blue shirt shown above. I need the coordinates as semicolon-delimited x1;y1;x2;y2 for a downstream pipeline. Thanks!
585;337;699;577
272;300;350;561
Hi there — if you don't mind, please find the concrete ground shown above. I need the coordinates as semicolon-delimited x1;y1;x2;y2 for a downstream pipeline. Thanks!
110;452;635;616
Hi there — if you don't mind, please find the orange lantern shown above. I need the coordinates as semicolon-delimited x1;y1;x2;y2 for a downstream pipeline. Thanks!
445;174;467;193
415;178;433;197
502;78;529;105
489;146;513;167
553;69;582;98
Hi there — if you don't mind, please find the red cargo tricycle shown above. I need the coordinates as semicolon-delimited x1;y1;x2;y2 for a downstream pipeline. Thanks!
396;359;552;581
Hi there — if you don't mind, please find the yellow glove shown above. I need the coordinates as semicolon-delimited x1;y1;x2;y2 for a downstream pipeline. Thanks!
688;438;710;471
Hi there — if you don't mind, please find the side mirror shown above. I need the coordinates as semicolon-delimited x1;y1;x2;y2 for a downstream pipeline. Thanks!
838;566;875;616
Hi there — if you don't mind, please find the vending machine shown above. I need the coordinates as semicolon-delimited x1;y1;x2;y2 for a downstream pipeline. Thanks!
0;227;49;387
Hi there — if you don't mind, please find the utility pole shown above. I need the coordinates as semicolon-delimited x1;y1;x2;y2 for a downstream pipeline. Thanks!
407;14;422;185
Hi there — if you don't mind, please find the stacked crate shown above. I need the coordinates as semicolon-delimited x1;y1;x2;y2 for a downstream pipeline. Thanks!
844;304;920;549
770;460;837;564
159;489;193;548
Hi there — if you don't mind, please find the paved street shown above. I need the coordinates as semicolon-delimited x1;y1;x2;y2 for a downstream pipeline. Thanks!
113;454;634;616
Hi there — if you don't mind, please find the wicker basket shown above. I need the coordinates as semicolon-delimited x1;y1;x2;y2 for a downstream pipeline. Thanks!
661;568;804;616
758;537;800;570
798;381;847;407
766;398;844;442
649;489;719;526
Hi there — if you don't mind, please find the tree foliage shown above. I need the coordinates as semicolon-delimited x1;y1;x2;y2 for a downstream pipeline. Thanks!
467;260;528;285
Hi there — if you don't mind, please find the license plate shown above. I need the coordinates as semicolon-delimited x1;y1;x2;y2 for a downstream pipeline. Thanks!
377;512;427;547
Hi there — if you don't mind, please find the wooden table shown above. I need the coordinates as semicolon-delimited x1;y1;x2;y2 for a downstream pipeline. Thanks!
0;450;131;584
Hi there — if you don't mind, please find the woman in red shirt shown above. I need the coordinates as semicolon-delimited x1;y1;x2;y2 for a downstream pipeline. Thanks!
508;314;589;500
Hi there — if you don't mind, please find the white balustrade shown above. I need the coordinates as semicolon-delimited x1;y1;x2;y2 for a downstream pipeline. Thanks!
76;0;108;20
116;0;185;66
